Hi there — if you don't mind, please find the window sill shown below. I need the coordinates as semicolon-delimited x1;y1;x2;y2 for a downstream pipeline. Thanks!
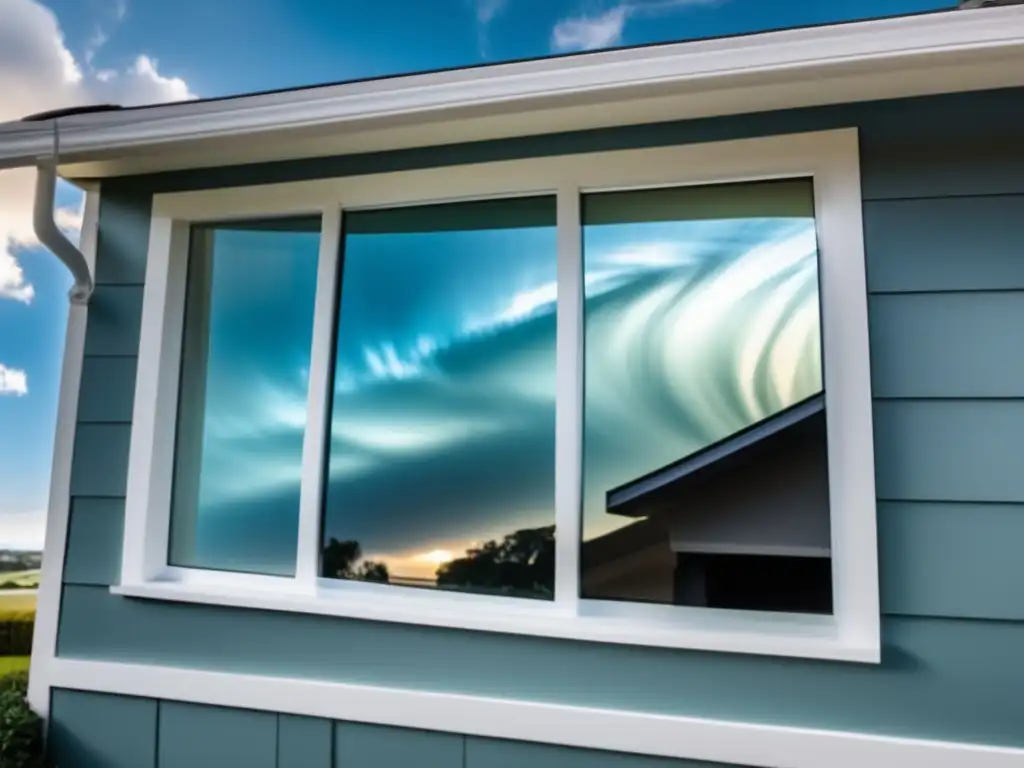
110;579;879;664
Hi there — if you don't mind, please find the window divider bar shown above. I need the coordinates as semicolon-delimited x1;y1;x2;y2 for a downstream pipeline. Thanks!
554;185;583;612
295;207;344;588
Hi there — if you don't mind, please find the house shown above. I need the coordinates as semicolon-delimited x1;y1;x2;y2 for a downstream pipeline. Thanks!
583;394;832;612
3;3;1024;766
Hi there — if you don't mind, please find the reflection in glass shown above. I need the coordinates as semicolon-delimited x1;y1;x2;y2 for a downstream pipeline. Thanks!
169;217;321;576
580;180;833;614
321;197;558;599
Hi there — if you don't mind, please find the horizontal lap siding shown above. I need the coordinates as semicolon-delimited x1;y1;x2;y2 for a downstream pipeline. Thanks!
55;88;1024;762
47;692;731;767
60;189;147;593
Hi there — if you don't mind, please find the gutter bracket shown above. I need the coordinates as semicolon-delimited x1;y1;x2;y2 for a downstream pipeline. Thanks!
33;121;94;305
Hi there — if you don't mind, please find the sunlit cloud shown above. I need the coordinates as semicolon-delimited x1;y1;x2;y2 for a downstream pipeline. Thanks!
0;364;28;396
0;0;195;311
552;0;726;52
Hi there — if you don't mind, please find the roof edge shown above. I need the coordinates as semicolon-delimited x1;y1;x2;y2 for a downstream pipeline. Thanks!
3;5;1024;177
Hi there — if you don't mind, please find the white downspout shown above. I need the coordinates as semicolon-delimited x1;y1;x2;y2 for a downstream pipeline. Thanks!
32;121;93;305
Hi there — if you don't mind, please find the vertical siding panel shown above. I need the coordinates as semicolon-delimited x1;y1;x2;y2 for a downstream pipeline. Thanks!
158;701;277;768
68;423;132;497
879;501;1024;619
78;356;138;423
49;689;157;768
465;737;726;767
62;498;124;586
863;197;1024;293
335;722;462;768
873;401;1024;502
95;188;152;285
869;292;1024;398
860;138;1024;199
279;715;333;768
82;285;144;356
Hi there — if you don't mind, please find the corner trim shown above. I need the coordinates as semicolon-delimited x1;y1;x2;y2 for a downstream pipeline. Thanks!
27;187;100;716
48;657;1024;768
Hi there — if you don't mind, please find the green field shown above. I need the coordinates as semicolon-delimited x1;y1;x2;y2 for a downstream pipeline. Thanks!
0;656;30;676
0;569;40;589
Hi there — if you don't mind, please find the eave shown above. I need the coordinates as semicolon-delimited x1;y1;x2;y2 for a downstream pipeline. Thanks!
2;5;1024;180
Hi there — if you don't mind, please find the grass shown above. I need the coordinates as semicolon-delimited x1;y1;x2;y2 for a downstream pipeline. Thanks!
0;592;36;617
0;569;40;589
0;656;30;676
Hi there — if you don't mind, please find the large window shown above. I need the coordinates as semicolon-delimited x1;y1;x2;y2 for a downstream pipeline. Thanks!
122;131;879;662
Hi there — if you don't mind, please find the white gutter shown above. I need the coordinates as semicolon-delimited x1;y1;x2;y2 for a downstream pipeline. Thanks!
33;162;93;304
1;5;1023;177
29;119;93;303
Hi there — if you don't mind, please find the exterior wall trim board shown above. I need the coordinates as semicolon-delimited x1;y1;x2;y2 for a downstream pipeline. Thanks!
27;187;100;717
48;657;1024;768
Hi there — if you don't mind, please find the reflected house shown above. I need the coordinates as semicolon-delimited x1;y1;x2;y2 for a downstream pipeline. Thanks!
581;393;833;613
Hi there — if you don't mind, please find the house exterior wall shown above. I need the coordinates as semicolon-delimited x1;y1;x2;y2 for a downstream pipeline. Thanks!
49;86;1024;766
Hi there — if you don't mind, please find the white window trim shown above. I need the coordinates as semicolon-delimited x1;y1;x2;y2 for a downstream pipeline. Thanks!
117;127;880;663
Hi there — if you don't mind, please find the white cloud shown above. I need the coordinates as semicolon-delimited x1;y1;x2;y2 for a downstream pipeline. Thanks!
475;0;507;24
0;0;196;307
472;0;509;56
0;364;28;396
553;5;630;51
0;247;35;302
0;510;45;551
552;0;722;52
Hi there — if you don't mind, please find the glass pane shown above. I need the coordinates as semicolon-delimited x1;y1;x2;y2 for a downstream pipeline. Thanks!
321;197;557;599
581;180;833;614
169;217;321;576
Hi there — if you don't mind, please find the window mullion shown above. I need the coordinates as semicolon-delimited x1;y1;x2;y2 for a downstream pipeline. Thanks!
295;206;344;588
554;185;583;612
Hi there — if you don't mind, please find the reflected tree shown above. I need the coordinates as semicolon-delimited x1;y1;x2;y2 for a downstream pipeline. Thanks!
322;537;390;583
436;524;554;597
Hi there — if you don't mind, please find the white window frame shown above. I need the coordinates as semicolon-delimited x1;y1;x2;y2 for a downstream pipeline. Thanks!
117;128;880;663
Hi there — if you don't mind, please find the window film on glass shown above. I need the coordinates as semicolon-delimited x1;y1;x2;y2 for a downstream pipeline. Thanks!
321;197;558;599
169;217;322;576
580;180;833;614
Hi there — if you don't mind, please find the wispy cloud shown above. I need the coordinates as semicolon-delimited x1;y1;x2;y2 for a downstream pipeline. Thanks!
552;0;722;52
0;364;28;396
472;0;509;56
84;0;130;65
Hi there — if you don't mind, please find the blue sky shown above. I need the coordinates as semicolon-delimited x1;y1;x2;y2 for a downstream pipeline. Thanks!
0;0;955;551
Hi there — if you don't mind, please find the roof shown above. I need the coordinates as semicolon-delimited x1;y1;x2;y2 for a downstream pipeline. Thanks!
607;394;826;515
2;5;1024;180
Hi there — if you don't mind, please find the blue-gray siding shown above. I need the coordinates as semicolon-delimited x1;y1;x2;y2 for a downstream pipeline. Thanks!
49;691;726;768
53;87;1024;764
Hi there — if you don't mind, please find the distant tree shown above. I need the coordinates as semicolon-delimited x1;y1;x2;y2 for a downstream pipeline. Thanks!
321;538;390;584
321;538;361;579
436;525;554;597
355;560;390;583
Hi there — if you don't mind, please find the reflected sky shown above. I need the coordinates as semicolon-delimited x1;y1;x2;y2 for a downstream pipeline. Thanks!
323;199;558;582
170;221;321;576
174;193;823;581
582;214;822;543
